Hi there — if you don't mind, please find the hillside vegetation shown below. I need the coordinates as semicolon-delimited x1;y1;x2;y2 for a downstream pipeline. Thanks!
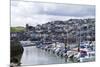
11;26;25;32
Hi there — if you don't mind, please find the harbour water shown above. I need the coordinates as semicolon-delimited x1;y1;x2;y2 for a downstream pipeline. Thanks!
21;46;67;65
20;41;95;66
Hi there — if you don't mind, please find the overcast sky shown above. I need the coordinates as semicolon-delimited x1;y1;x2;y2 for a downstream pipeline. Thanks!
11;0;95;27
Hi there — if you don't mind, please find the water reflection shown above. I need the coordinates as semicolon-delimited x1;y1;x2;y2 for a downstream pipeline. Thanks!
21;46;66;65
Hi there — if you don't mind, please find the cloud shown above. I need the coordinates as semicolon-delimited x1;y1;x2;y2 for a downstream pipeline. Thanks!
11;1;95;27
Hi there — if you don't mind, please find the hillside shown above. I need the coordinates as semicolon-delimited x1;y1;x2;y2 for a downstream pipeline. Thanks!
10;26;25;32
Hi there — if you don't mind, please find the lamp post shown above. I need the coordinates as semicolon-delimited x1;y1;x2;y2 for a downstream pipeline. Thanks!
77;24;80;52
63;32;68;62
